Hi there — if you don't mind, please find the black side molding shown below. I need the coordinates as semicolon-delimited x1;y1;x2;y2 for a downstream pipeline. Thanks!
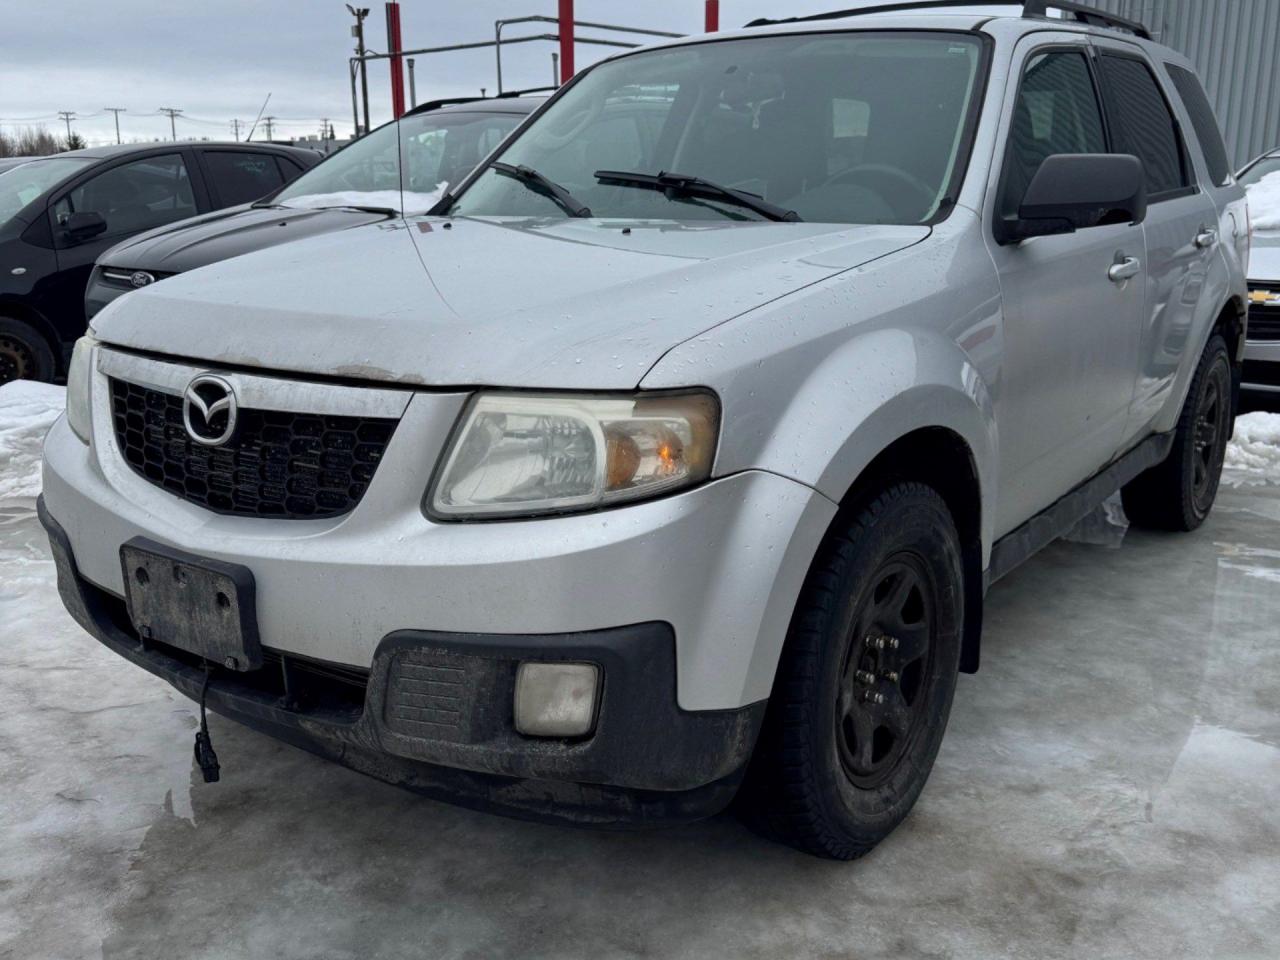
987;431;1174;586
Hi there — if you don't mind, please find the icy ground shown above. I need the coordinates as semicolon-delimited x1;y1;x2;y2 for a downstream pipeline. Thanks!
3;382;1280;958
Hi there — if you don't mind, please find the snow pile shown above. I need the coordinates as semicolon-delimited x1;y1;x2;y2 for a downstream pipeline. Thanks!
281;182;448;217
1226;412;1280;483
0;381;65;503
1246;171;1280;232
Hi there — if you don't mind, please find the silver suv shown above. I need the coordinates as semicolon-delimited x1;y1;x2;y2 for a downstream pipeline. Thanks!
40;1;1250;859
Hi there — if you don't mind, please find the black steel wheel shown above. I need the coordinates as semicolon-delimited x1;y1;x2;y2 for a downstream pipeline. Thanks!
836;557;936;789
0;318;54;385
740;481;964;860
1123;334;1233;532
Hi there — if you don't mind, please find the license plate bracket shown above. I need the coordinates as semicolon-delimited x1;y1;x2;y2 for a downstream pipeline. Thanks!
119;537;262;671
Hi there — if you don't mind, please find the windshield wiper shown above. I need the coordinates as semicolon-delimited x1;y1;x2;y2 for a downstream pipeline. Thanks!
333;204;398;216
492;162;592;218
594;170;801;222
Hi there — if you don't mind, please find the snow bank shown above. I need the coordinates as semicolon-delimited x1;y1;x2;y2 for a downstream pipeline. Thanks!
281;183;448;217
1226;411;1280;483
0;381;65;503
1246;171;1280;232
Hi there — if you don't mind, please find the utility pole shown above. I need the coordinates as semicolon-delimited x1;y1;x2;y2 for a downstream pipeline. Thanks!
319;118;331;141
158;107;183;141
103;107;126;144
347;5;371;136
58;111;75;142
262;116;276;141
230;118;242;141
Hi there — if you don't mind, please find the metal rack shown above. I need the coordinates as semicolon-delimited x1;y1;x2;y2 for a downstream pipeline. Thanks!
746;0;1151;40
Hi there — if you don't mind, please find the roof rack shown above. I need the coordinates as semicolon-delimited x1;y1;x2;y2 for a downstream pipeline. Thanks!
745;0;1152;40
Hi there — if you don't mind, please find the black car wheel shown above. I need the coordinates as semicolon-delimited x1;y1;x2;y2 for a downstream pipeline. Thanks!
1123;333;1233;531
0;318;55;385
740;481;964;860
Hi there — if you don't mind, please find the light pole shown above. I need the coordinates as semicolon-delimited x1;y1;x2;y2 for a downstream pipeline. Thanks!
347;5;371;135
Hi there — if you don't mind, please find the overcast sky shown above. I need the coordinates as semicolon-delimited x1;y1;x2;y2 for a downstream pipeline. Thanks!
0;0;892;146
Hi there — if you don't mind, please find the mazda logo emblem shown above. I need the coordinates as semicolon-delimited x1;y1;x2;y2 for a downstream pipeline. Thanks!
130;270;156;289
183;375;238;446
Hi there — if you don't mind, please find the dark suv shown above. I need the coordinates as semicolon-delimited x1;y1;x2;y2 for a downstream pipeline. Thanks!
0;142;319;384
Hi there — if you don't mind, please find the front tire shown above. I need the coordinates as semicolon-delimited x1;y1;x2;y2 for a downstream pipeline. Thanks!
0;318;55;385
1122;334;1232;532
740;482;964;860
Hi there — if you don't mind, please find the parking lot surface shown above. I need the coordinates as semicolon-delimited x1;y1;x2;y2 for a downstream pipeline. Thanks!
3;440;1279;959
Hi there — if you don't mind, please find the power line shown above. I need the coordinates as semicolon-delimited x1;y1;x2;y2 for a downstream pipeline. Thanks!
103;107;126;144
157;106;183;141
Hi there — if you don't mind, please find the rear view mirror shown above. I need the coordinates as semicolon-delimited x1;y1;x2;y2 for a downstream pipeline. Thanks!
1000;154;1147;244
64;211;108;243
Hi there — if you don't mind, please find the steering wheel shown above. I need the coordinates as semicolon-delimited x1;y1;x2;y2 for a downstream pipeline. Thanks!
820;164;938;220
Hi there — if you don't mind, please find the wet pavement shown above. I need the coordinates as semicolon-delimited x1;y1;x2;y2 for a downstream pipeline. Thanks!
2;473;1279;959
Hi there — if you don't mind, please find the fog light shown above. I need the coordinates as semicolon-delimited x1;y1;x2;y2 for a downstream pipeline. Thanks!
514;662;600;738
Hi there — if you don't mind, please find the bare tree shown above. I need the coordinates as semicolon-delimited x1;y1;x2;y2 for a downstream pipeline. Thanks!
0;126;61;157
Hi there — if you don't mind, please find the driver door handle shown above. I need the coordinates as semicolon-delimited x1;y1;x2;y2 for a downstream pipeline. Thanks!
1108;256;1141;283
1194;227;1218;249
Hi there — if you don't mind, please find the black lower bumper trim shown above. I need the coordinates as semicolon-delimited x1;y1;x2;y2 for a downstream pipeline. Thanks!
37;496;765;826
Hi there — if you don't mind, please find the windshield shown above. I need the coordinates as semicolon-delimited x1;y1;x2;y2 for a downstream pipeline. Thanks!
451;32;985;225
0;157;93;225
1240;156;1280;188
274;109;526;215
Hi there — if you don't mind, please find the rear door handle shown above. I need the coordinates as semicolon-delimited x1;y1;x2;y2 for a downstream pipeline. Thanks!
1194;227;1218;249
1108;256;1141;283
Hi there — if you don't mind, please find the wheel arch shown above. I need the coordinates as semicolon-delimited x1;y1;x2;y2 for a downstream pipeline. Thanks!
826;420;988;674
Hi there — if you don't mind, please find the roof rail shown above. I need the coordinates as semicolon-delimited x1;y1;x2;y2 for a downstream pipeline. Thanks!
745;0;1151;40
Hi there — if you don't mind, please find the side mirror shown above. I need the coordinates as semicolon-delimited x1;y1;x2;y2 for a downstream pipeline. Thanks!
63;211;108;243
999;154;1147;244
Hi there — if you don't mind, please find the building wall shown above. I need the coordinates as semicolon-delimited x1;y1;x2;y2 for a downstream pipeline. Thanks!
1091;0;1280;169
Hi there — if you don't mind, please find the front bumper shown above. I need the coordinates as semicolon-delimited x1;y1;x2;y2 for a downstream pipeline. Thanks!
39;496;767;824
1243;339;1280;393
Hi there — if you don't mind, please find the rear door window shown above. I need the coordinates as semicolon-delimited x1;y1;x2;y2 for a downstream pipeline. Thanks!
1164;63;1231;187
52;153;196;242
1098;54;1192;199
202;150;287;206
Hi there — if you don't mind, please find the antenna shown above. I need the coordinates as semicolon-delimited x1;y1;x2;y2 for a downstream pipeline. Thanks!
244;93;272;142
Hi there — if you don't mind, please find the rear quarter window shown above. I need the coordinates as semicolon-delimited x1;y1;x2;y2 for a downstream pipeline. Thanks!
1165;63;1232;187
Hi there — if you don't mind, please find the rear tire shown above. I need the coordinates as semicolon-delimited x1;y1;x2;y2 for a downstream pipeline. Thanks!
0;317;55;385
1122;334;1232;532
739;482;964;860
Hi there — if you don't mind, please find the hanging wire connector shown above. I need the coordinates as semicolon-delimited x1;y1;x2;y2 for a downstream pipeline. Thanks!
193;666;221;783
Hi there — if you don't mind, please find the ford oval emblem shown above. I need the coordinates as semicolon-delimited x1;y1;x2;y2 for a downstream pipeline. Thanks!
129;270;156;289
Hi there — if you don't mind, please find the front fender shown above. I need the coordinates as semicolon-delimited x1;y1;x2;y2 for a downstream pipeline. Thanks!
644;217;1002;565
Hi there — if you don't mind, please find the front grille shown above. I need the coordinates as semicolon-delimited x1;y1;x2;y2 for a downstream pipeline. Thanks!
109;377;398;519
1248;303;1280;342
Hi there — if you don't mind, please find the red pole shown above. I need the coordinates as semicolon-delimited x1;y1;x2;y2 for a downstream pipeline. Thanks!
705;0;719;32
386;1;405;118
559;0;575;85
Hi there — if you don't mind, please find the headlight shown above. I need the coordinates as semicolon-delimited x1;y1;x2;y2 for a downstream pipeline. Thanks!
66;335;96;444
429;391;719;519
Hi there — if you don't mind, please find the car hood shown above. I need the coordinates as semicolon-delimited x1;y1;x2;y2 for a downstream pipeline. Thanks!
92;216;930;389
1250;231;1280;283
96;204;390;273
